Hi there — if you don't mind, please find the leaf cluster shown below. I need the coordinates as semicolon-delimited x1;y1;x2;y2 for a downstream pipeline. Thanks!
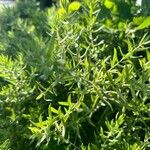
0;0;150;150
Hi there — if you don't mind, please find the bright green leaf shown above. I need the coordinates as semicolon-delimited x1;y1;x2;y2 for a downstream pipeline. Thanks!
58;101;69;106
36;93;44;100
133;16;145;25
58;7;66;17
68;1;81;12
50;106;58;114
104;0;114;9
137;16;150;30
111;48;118;66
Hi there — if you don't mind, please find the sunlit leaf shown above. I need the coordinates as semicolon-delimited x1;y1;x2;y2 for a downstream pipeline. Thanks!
111;48;118;66
104;0;114;9
58;7;66;17
133;16;145;25
68;1;81;12
58;101;69;106
50;106;58;114
137;16;150;30
36;93;44;100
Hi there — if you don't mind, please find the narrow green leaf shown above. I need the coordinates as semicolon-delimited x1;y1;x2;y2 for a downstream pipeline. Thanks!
111;48;118;66
50;106;58;114
67;94;72;106
36;93;44;100
58;101;69;106
146;50;150;61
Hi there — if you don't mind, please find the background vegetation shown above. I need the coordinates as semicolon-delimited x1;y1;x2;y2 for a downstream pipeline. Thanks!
0;0;150;149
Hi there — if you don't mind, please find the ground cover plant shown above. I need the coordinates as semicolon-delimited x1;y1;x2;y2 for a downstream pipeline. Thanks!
0;0;150;149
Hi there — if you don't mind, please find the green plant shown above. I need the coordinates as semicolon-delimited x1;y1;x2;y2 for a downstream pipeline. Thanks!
0;0;150;149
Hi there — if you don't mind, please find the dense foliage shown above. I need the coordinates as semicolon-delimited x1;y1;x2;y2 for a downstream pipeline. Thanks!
0;0;150;149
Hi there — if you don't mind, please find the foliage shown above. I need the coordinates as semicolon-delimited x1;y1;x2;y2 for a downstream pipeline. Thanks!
0;0;150;149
